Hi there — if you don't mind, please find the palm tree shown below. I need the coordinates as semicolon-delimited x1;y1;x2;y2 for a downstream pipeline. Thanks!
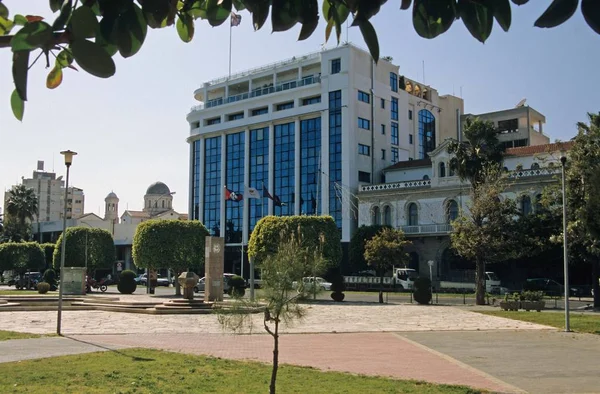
5;184;38;240
447;118;504;305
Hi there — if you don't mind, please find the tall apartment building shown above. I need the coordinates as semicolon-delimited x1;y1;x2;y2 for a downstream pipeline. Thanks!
186;44;462;272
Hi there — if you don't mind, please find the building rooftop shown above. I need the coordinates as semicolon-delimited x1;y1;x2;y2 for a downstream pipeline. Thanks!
146;182;171;196
384;158;432;172
504;141;574;157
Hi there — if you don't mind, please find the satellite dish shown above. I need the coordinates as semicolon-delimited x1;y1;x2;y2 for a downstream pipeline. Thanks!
515;98;527;108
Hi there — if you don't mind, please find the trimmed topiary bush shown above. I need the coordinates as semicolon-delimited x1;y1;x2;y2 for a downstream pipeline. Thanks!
413;277;432;305
43;268;57;291
117;270;137;294
329;270;346;302
228;275;246;297
37;282;50;294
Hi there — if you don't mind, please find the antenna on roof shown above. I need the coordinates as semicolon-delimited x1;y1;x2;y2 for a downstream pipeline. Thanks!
515;98;527;108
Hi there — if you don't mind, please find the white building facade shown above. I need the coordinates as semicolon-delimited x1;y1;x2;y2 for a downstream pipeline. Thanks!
187;44;463;272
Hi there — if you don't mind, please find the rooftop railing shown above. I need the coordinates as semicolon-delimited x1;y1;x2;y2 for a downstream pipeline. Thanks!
360;179;431;192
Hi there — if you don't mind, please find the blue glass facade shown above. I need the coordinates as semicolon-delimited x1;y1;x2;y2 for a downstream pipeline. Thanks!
274;122;295;216
249;127;269;233
300;117;321;215
203;136;221;236
418;109;436;159
192;140;201;220
329;90;342;229
225;132;244;243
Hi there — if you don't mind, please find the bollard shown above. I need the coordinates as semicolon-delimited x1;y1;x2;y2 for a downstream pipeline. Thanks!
463;291;466;305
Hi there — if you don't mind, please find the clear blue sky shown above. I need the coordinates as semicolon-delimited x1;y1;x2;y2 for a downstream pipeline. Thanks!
1;1;598;216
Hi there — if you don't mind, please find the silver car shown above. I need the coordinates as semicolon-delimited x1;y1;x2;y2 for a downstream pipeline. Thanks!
193;273;236;293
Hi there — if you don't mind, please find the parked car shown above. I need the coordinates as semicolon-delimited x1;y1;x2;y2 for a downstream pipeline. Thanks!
10;272;41;290
523;278;579;297
193;273;237;293
293;277;332;292
135;273;170;287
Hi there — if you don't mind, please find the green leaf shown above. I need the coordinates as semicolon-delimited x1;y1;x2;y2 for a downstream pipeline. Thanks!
401;0;412;10
46;66;63;89
511;0;529;4
325;18;334;42
245;0;270;30
70;39;116;78
49;0;63;13
298;0;318;41
95;29;118;57
492;0;511;32
581;0;600;34
10;89;24;121
115;2;147;58
0;2;9;18
69;5;97;38
206;0;231;27
233;0;246;11
271;0;298;32
142;0;171;28
458;0;493;43
358;19;379;63
323;0;349;42
12;51;29;101
412;0;456;39
52;0;72;31
55;49;73;68
13;14;28;26
534;0;578;28
10;21;54;52
0;15;13;35
176;13;194;42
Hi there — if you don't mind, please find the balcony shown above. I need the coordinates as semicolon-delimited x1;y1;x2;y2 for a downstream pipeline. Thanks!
360;179;431;192
508;168;560;179
190;75;321;113
401;224;452;235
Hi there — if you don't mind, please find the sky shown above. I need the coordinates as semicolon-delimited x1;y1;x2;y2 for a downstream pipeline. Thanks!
1;1;599;217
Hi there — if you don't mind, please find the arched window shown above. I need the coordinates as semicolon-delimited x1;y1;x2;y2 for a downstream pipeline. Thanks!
418;109;436;159
407;203;418;226
383;206;391;226
447;200;459;223
449;158;457;176
521;195;531;215
162;200;165;208
531;162;540;170
423;175;430;180
439;162;446;178
372;206;380;225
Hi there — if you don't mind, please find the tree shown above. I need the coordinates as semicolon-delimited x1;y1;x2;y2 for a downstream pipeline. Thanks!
53;227;115;273
132;220;208;295
40;243;55;270
4;184;38;241
364;227;410;304
218;233;323;394
450;166;521;305
1;1;598;120
0;242;45;276
349;225;390;275
249;216;341;274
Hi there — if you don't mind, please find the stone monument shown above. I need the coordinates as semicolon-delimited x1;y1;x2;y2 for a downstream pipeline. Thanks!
205;236;224;302
178;271;200;300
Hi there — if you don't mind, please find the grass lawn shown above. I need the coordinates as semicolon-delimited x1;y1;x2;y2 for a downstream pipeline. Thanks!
0;330;44;341
477;311;600;335
0;290;52;296
0;348;485;394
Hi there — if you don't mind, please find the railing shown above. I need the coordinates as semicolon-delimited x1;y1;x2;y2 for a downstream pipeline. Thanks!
360;179;431;192
189;75;321;113
401;224;452;235
508;168;560;179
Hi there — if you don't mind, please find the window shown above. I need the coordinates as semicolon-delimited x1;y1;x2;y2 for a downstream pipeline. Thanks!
358;90;370;103
381;149;386;160
202;136;221;234
391;122;399;145
383;206;391;226
381;98;385;109
418;109;436;159
521;195;532;215
407;203;418;226
191;121;200;128
498;118;518;134
391;147;399;163
329;90;342;229
249;127;269;233
390;72;398;92
302;96;321;106
358;144;371;156
225;131;245;243
358;171;371;183
531;162;540;170
447;200;459;223
251;107;268;116
449;158;457;176
439;162;446;177
391;97;398;120
409;134;413;144
276;101;294;111
300;117;322;215
358;117;371;130
206;117;221;125
274;122;295;216
409;109;413;120
381;124;386;135
331;58;341;74
372;206;380;225
227;112;244;121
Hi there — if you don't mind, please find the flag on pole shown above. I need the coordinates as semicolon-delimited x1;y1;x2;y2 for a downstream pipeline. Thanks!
224;186;243;202
262;184;273;200
262;185;285;206
245;186;261;199
230;12;242;27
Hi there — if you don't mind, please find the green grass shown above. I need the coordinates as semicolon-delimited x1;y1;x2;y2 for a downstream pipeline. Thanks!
0;290;52;296
0;330;44;341
477;311;600;335
0;348;485;394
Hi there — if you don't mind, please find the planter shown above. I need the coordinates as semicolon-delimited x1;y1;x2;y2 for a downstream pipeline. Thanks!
499;301;520;311
520;300;545;312
330;292;345;302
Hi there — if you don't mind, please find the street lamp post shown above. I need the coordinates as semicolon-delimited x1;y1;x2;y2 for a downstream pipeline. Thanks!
560;155;571;332
57;150;77;336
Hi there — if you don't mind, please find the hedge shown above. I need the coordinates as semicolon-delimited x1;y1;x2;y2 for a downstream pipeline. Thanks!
0;242;45;274
53;227;115;271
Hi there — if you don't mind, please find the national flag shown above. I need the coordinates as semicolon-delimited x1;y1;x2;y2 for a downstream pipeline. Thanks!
262;185;286;207
224;186;243;202
245;186;261;199
262;185;273;200
230;12;242;27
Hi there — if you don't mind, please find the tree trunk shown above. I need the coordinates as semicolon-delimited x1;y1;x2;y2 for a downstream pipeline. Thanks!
475;256;486;305
175;270;181;296
269;320;279;394
593;258;599;309
379;270;384;304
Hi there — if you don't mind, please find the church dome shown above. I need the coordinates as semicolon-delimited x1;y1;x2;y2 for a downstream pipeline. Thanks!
105;191;118;200
146;181;171;196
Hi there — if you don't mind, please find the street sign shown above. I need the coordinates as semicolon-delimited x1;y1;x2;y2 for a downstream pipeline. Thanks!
116;262;123;271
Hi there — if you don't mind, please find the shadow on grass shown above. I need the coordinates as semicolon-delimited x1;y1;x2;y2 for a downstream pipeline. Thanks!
63;336;155;362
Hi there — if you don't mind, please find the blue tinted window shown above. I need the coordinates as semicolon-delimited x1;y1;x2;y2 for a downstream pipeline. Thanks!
207;117;221;125
192;140;201;220
358;144;370;156
358;90;370;103
331;58;341;74
358;117;370;130
302;96;321;106
418;109;436;159
391;122;399;145
276;102;294;111
203;136;221;236
390;73;398;92
251;107;268;116
329;90;342;230
301;117;321;215
409;134;413;144
249;127;269;234
391;147;399;163
274;122;295;216
225;132;244;243
228;112;244;121
391;97;398;120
